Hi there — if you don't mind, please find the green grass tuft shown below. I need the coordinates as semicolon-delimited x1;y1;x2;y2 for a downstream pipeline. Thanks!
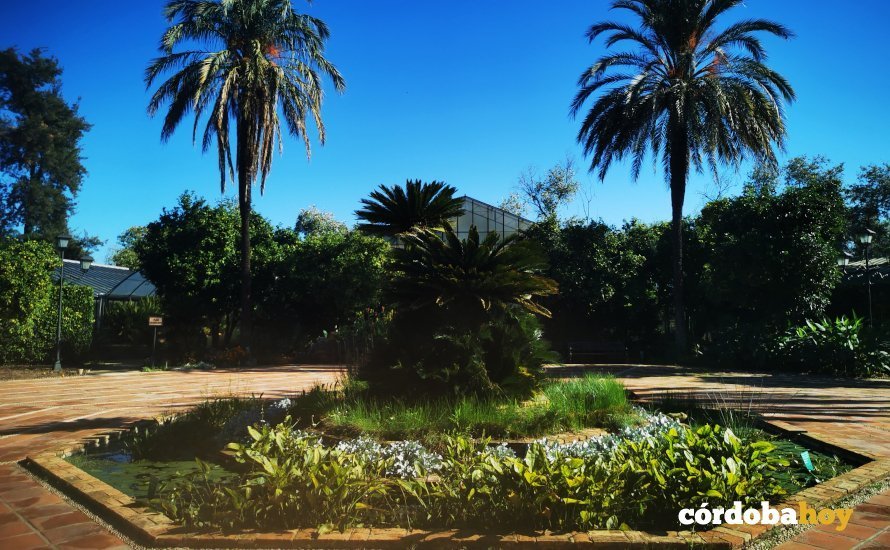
307;374;634;442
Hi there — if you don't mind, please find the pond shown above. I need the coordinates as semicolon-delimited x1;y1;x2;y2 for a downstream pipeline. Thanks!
59;385;857;532
66;448;233;502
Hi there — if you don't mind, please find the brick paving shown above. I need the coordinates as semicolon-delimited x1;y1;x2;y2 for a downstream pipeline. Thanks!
0;365;342;549
0;363;887;548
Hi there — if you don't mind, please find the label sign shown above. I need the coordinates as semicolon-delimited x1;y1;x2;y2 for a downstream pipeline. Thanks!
801;451;814;472
148;316;164;327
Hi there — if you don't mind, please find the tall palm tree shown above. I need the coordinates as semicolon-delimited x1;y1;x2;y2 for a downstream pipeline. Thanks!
146;0;345;352
571;0;795;352
355;180;465;237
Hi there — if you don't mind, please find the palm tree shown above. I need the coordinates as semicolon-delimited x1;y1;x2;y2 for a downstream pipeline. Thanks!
571;0;795;352
146;0;345;352
391;225;558;325
355;180;465;237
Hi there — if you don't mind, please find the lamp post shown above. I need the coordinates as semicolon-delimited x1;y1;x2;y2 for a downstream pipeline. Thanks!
859;229;875;328
839;229;878;329
54;234;72;373
53;233;93;373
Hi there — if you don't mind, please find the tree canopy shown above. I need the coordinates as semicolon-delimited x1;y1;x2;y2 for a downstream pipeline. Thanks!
0;48;91;243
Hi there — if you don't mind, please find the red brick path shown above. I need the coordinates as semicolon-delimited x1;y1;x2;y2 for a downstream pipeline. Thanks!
0;366;342;549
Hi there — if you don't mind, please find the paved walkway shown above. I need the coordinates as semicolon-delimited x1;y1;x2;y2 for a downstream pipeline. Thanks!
0;366;342;549
0;364;887;549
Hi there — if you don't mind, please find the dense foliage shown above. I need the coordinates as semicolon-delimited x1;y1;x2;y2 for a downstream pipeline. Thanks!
0;238;93;363
135;193;272;355
846;163;890;258
154;419;788;532
528;217;667;352
528;157;856;367
95;297;163;347
692;158;849;365
134;193;389;360
770;316;889;377
255;228;389;352
106;226;146;270
0;48;91;247
363;225;558;395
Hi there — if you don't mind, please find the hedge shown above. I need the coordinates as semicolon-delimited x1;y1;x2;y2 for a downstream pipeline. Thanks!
0;239;94;364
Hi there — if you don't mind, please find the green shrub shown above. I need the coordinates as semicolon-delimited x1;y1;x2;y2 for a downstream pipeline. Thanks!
770;315;889;377
96;297;162;346
155;421;788;532
0;238;94;363
155;422;397;531
0;239;57;363
365;309;558;397
35;284;94;360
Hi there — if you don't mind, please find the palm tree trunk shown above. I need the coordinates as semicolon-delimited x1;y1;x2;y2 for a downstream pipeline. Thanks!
237;171;253;355
236;112;254;358
668;119;689;355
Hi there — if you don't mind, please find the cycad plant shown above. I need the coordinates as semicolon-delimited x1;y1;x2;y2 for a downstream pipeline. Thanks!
391;226;558;325
146;0;345;352
571;0;795;352
356;180;465;237
375;226;559;394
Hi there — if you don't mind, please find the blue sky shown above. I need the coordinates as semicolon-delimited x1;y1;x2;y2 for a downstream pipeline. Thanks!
4;0;889;261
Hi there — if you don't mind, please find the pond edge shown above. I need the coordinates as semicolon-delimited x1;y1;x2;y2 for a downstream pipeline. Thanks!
21;418;890;549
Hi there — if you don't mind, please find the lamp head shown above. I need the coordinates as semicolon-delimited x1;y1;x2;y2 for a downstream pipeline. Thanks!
56;234;72;250
79;255;94;272
859;228;876;245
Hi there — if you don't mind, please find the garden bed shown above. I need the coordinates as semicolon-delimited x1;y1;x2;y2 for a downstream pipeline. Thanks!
23;376;890;548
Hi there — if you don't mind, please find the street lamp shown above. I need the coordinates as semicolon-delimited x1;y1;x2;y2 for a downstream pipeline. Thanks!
840;230;878;328
859;229;875;327
859;229;875;246
53;235;92;373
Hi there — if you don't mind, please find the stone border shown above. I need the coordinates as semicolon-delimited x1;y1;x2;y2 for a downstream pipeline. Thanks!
22;420;890;549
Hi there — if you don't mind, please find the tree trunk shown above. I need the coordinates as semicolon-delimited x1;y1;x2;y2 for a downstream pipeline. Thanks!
236;109;254;359
668;118;689;355
238;171;253;356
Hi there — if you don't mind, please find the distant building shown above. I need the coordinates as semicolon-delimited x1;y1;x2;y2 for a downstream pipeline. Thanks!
56;260;156;328
841;257;889;281
451;196;533;241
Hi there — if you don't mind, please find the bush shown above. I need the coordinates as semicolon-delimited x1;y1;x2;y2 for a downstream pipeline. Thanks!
770;315;889;377
0;239;57;363
35;284;94;361
96;297;162;346
154;420;788;532
365;308;557;397
0;238;94;363
361;225;557;397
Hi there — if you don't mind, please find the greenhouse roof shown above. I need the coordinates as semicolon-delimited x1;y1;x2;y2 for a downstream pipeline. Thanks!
56;260;156;300
452;196;533;240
